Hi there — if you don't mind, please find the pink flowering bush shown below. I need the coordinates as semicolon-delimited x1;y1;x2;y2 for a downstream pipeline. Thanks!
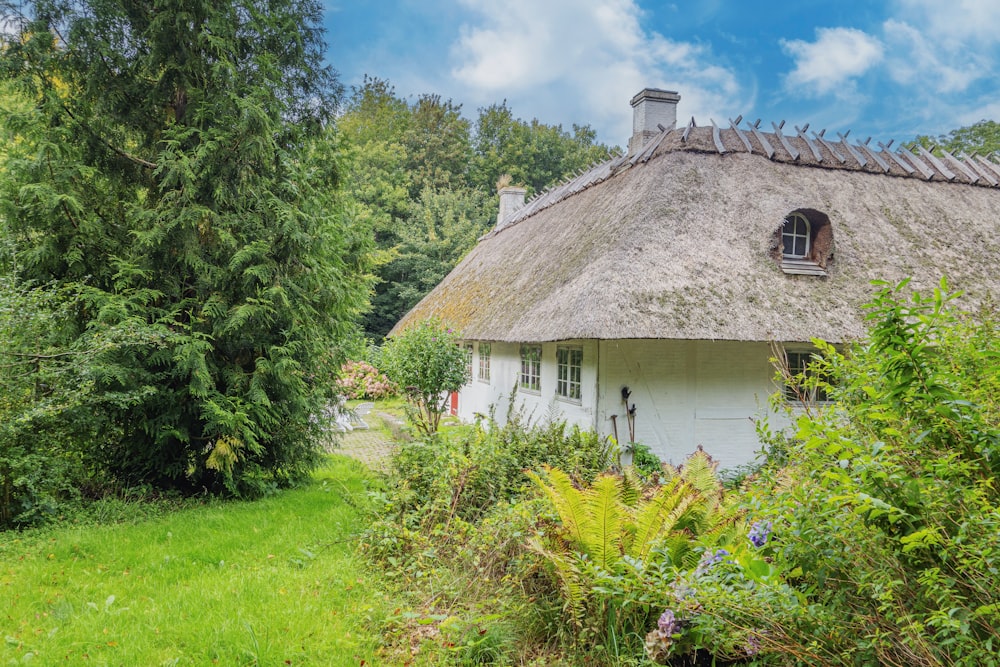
337;361;397;400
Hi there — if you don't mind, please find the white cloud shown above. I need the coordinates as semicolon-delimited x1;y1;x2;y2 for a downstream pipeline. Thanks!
893;0;1000;45
448;0;743;146
882;19;983;94
780;27;883;97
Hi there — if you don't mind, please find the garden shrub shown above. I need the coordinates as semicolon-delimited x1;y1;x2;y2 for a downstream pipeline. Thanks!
380;318;469;435
743;279;1000;665
526;449;758;662
336;360;397;400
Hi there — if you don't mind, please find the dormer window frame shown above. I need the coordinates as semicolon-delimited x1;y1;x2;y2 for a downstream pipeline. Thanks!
782;212;811;259
775;209;832;277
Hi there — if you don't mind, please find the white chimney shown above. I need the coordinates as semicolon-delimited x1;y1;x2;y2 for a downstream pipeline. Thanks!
629;88;680;155
496;186;526;230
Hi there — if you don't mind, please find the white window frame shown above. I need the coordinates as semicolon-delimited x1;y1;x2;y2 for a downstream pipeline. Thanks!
478;342;491;382
519;345;541;393
782;212;811;259
463;342;474;380
556;346;583;402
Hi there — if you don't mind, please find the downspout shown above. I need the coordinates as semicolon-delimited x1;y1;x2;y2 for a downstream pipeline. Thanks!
594;339;601;433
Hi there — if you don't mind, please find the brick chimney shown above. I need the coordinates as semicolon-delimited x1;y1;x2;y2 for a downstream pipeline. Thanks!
629;88;680;155
496;186;527;230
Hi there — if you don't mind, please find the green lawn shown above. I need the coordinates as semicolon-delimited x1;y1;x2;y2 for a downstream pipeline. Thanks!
1;456;387;666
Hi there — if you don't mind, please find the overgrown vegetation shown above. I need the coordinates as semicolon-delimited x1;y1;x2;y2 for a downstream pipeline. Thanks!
362;279;1000;666
742;278;1000;665
361;405;613;664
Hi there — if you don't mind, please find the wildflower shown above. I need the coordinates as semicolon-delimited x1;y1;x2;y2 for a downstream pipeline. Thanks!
658;609;678;635
695;548;730;575
748;520;772;548
744;633;762;657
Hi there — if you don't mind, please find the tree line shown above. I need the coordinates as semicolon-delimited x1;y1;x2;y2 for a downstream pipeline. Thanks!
339;76;615;339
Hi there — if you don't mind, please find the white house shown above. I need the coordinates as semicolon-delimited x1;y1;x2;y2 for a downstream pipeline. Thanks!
393;88;1000;469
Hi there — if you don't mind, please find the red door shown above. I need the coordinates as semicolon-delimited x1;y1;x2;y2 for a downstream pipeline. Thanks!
449;391;459;416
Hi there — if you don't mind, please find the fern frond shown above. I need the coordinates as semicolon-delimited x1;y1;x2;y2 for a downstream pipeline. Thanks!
526;536;588;629
630;479;699;561
584;474;625;569
678;448;722;497
528;466;587;546
618;466;642;507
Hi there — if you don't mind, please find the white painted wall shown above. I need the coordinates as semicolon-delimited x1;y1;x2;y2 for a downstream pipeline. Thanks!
597;340;783;469
457;338;790;470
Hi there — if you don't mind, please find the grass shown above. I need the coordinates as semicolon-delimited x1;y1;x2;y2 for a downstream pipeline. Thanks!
0;456;388;666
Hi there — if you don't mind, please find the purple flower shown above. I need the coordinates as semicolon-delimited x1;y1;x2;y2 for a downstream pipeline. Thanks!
744;633;762;657
658;609;678;635
696;548;730;574
748;520;772;548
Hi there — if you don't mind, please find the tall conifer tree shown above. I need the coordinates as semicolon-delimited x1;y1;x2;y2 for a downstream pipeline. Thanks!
0;0;373;494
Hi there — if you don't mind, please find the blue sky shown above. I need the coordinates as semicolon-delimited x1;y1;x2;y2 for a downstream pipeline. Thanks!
323;0;1000;149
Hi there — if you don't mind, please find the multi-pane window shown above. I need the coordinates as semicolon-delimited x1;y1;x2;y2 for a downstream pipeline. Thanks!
556;346;583;401
478;342;491;382
463;343;474;379
782;212;810;258
519;345;541;392
784;350;830;403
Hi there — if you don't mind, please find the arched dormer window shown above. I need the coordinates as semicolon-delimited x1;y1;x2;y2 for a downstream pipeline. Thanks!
773;209;834;276
782;212;810;258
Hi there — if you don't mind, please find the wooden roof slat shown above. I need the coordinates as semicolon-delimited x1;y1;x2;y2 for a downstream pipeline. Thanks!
961;152;999;186
710;119;727;154
940;148;979;183
837;131;867;167
916;145;956;181
795;124;823;162
972;155;1000;183
898;149;935;179
637;126;671;164
729;116;753;153
856;141;890;172
681;116;696;143
813;130;847;163
876;141;914;174
747;120;775;159
772;121;800;160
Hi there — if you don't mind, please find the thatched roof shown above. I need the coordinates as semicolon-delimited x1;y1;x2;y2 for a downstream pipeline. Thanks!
393;121;1000;344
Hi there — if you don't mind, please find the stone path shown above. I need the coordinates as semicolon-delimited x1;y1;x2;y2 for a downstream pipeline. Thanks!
329;402;404;471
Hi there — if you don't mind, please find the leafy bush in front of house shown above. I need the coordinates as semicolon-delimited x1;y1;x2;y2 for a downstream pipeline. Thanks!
629;440;664;480
380;318;470;435
336;360;397;400
736;279;1000;665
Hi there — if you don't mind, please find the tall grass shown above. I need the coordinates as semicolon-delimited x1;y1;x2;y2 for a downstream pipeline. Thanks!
1;456;387;666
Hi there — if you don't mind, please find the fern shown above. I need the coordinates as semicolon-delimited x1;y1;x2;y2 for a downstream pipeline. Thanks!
629;478;698;562
531;450;731;570
586;474;625;570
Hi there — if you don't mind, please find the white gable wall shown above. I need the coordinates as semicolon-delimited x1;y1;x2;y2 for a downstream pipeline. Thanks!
457;339;789;469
